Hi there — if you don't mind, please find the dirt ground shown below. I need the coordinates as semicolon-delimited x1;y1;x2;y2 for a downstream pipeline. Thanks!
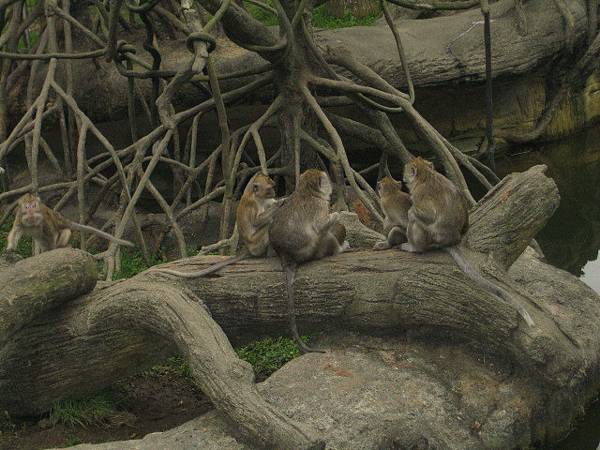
0;371;213;450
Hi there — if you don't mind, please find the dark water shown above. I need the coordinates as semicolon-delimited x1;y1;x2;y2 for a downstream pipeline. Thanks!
495;127;600;450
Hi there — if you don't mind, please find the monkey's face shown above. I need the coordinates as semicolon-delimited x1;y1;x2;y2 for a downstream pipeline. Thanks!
20;195;43;226
403;161;417;188
252;175;276;199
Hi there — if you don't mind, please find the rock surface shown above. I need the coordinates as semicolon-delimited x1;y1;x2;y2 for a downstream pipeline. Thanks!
63;331;541;450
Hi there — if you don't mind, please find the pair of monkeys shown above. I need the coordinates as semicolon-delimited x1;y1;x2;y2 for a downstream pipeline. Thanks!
376;157;534;327
5;193;134;254
159;169;349;354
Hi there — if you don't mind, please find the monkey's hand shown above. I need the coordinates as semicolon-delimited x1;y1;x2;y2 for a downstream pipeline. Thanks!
373;240;392;251
317;212;340;234
327;212;342;226
400;242;419;253
275;196;288;206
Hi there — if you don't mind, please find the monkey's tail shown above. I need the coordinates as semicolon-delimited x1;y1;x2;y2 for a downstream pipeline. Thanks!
155;252;249;278
68;222;135;247
284;261;325;354
444;246;535;327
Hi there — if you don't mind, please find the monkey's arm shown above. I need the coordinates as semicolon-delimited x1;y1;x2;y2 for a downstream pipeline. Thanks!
255;200;285;227
6;224;22;251
409;203;436;225
315;212;340;234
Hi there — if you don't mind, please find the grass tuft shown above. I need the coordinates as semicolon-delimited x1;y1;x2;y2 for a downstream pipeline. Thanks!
312;5;381;28
49;395;116;429
143;355;193;379
243;0;381;28
236;336;309;378
113;249;163;280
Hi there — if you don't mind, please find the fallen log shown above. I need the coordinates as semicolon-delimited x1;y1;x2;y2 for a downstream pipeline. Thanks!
2;165;600;448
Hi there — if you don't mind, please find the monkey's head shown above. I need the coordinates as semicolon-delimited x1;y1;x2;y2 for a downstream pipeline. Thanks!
19;193;43;226
298;169;332;200
403;157;434;190
249;173;276;199
377;176;403;198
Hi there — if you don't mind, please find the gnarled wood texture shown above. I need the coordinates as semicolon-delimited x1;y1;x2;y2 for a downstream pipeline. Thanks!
2;165;599;449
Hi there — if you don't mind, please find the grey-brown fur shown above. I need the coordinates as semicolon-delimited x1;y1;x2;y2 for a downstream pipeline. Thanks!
269;169;349;353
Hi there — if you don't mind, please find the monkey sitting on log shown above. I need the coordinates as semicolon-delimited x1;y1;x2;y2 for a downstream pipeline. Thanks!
400;157;534;326
155;173;285;278
269;169;350;354
373;176;412;251
6;193;134;253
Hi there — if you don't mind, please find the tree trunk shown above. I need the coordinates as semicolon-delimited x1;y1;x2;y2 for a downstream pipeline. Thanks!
2;165;600;448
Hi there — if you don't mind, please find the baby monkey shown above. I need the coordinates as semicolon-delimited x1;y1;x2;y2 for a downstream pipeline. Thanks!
156;173;284;278
269;169;350;354
373;176;412;250
401;157;534;326
6;193;134;253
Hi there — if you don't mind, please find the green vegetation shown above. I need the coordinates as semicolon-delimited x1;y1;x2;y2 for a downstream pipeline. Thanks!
113;249;163;280
144;336;310;382
244;1;381;29
0;216;32;257
143;355;193;379
236;336;309;378
49;395;116;428
312;5;381;28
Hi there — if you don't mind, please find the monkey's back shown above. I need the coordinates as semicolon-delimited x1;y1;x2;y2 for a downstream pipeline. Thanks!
413;171;468;239
269;194;327;263
382;190;411;227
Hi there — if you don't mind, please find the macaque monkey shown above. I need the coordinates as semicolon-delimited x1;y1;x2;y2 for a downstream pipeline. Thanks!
401;157;534;326
6;193;134;253
155;173;285;278
373;176;412;250
269;169;350;354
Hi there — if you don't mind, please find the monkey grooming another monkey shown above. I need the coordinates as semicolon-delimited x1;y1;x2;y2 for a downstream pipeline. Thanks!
373;176;412;251
401;157;534;327
269;169;350;354
155;173;285;278
6;193;134;253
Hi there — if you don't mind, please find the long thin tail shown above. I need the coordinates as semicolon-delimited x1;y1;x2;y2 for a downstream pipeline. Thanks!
156;253;248;278
284;261;325;354
69;222;134;247
444;246;535;327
